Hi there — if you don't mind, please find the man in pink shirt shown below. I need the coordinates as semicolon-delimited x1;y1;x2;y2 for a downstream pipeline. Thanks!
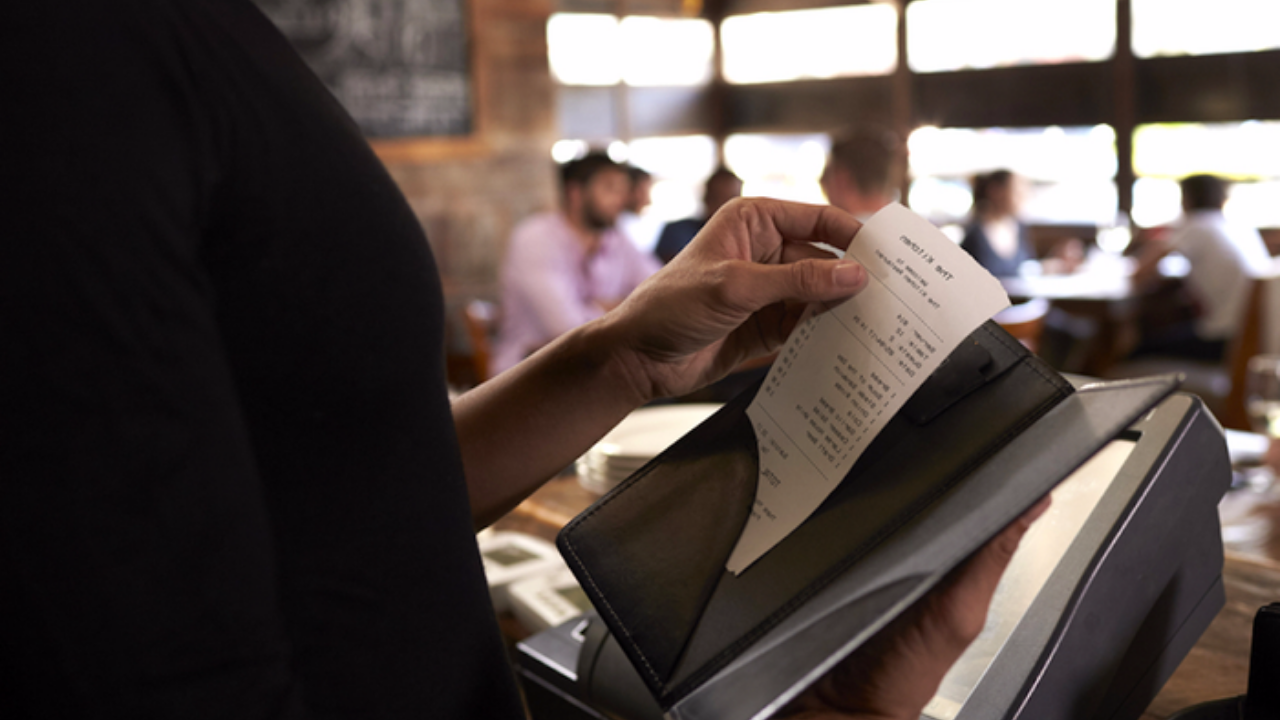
491;153;661;376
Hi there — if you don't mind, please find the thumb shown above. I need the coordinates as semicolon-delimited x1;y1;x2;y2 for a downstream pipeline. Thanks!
742;258;869;309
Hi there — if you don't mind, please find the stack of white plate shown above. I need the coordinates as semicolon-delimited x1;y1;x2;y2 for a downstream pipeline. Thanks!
576;403;722;495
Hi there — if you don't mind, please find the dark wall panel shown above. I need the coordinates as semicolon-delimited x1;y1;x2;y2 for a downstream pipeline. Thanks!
557;86;617;140
724;64;1115;133
1137;51;1280;123
914;63;1112;129
723;76;894;133
629;87;715;137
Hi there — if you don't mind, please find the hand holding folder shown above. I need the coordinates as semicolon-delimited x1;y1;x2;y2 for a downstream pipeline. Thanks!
558;322;1180;718
779;494;1051;720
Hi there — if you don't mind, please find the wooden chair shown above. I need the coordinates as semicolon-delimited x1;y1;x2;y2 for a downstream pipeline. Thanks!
461;299;499;386
1221;278;1270;430
1104;277;1269;431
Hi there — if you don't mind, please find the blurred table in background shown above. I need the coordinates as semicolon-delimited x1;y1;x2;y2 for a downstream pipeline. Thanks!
1000;266;1134;304
1001;261;1144;377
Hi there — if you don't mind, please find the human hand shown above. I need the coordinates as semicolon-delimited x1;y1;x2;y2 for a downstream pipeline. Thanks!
600;197;868;402
780;496;1052;720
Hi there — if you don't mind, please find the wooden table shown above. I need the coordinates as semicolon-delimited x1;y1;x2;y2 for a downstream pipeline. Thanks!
1000;266;1135;304
1140;552;1278;719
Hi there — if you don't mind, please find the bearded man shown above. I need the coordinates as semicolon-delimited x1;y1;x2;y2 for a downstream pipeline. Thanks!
491;152;660;376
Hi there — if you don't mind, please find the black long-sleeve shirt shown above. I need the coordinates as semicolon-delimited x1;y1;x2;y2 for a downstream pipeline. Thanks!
1;2;523;717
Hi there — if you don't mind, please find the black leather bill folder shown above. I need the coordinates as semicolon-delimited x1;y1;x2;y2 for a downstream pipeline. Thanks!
556;319;1182;719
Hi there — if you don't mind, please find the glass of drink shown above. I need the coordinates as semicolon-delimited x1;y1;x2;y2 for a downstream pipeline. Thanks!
1244;355;1280;492
1246;355;1280;438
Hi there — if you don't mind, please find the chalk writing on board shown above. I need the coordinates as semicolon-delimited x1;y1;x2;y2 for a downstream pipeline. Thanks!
256;0;472;137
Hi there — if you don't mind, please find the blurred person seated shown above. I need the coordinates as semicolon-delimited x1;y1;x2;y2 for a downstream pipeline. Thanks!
5;4;1051;718
654;166;743;263
960;169;1036;278
1040;235;1086;275
618;164;662;254
819;125;905;221
1129;174;1274;363
959;171;1086;370
491;152;660;376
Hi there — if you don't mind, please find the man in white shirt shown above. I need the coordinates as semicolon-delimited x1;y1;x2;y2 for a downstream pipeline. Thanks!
1133;174;1274;361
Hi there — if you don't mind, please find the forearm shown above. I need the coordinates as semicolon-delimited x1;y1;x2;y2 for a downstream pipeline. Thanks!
457;199;869;528
453;314;650;528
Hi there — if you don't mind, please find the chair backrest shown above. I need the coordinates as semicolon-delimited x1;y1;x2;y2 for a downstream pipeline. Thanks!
1221;278;1268;430
1262;272;1280;357
462;299;499;386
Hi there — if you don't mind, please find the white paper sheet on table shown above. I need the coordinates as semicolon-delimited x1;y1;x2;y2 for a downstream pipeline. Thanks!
726;203;1011;574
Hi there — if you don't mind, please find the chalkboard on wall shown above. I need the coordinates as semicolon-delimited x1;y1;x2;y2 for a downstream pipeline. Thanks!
255;0;473;138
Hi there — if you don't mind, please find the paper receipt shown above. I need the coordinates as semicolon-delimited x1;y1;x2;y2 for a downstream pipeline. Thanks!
726;203;1010;574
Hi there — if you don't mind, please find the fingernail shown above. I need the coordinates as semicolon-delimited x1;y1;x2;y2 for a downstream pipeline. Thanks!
833;262;866;290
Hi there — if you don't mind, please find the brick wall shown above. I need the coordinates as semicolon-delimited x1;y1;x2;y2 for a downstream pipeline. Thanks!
376;0;560;303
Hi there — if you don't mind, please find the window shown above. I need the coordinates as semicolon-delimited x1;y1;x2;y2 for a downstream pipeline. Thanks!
548;14;622;86
1132;121;1280;229
547;13;714;87
907;0;1116;73
907;125;1119;226
1132;0;1280;58
724;133;830;204
627;135;721;225
721;5;898;85
619;16;715;86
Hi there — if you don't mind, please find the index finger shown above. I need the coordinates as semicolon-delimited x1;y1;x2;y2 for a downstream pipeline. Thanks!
760;198;864;254
689;197;865;268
